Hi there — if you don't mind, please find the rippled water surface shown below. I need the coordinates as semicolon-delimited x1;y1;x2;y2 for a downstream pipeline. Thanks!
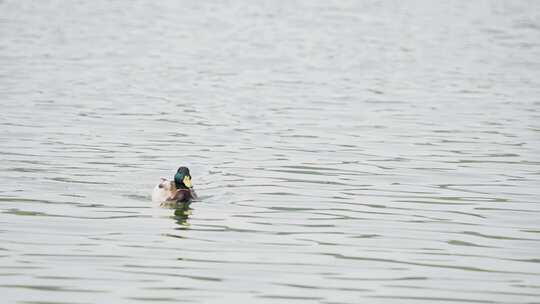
2;1;540;303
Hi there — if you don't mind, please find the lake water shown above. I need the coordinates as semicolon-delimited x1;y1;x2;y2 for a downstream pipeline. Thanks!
1;1;540;303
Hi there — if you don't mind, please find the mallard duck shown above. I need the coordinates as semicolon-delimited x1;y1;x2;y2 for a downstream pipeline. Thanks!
152;166;197;206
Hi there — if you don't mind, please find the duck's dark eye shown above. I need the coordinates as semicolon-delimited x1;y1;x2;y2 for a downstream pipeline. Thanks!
158;184;164;188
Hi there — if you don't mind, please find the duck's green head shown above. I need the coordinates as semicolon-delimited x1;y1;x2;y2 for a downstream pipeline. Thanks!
174;166;192;189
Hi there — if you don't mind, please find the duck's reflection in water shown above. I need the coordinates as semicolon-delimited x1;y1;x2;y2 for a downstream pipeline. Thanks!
158;197;194;227
172;201;192;227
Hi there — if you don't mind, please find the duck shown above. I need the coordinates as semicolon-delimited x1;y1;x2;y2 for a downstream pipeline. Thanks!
152;166;197;206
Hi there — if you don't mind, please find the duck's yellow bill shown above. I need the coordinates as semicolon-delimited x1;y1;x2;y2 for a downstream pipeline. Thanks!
183;176;192;188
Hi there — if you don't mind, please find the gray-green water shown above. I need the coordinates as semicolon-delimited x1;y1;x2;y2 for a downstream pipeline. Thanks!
1;1;540;303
